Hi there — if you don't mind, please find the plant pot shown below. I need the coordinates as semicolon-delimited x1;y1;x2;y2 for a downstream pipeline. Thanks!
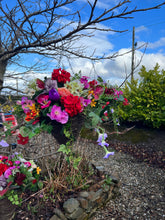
0;197;16;220
51;114;84;145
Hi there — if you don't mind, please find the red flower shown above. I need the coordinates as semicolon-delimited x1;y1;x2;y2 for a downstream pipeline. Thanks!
32;117;40;125
0;163;9;176
32;179;37;184
52;68;70;84
36;78;45;89
15;172;26;186
17;134;29;145
61;94;82;117
89;80;97;89
123;98;129;106
104;88;114;95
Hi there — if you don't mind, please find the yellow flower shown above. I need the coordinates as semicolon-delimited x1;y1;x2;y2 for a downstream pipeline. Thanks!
88;90;94;95
36;167;41;175
29;104;40;116
91;99;96;107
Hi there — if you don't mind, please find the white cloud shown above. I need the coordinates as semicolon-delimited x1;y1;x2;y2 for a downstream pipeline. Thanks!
66;48;165;86
148;37;165;49
136;25;148;33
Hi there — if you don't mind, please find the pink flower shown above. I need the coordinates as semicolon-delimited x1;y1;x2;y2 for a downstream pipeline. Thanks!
14;161;21;165
24;162;31;167
47;105;68;124
114;89;123;100
94;86;104;100
21;97;35;113
80;97;91;111
37;94;51;109
4;166;16;179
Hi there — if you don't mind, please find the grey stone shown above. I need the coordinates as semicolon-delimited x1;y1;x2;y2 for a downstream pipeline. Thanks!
77;197;89;209
96;166;105;172
53;208;67;220
87;191;96;200
78;191;89;198
66;207;84;220
63;198;80;214
50;214;61;220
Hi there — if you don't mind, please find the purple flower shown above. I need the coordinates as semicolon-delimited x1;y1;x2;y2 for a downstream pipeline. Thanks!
103;151;114;159
97;133;109;147
0;140;9;147
111;108;114;114
45;79;57;92
47;105;68;124
21;97;28;105
0;174;7;188
49;88;60;101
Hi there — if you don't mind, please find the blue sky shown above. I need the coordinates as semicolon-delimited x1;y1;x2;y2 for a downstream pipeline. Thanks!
3;0;165;92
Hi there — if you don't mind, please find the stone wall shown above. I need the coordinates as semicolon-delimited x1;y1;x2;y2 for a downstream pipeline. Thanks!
50;175;120;220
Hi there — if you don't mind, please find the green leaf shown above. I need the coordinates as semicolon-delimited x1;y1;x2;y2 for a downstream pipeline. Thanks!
19;126;31;137
58;144;71;155
38;181;43;189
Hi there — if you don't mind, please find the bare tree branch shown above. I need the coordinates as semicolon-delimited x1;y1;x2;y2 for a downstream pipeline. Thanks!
0;0;164;92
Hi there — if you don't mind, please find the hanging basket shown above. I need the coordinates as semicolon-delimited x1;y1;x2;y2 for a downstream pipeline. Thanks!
51;114;85;145
0;197;16;220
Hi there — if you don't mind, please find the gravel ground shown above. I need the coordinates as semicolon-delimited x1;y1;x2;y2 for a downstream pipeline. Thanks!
83;140;165;220
1;128;165;220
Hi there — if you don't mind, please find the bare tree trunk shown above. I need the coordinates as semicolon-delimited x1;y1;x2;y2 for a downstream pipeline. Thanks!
0;59;8;93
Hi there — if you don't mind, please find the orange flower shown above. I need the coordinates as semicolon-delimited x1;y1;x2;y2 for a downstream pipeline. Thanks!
91;99;96;107
25;111;37;121
29;104;40;116
58;87;71;97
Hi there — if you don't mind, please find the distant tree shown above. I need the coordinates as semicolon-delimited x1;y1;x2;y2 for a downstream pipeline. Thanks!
0;0;165;92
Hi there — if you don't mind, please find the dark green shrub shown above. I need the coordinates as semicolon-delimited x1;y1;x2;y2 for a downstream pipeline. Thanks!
118;64;165;128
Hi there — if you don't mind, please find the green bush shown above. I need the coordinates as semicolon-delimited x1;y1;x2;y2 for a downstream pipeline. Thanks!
118;64;165;128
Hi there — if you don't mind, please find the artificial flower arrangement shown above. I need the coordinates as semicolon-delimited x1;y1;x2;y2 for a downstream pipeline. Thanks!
0;151;42;205
13;68;129;159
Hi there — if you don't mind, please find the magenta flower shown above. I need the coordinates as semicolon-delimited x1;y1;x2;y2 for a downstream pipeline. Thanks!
47;105;68;124
80;97;91;110
80;76;90;89
94;86;104;100
114;89;123;100
14;161;21;165
49;88;60;101
37;94;51;109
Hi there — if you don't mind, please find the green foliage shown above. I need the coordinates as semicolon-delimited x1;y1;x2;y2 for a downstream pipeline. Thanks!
119;64;165;128
7;190;22;206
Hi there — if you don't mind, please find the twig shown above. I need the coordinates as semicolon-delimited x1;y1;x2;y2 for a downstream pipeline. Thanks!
106;126;135;135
